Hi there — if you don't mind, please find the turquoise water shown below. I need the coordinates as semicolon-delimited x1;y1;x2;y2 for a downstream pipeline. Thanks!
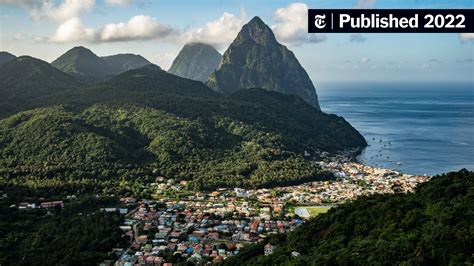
318;82;474;176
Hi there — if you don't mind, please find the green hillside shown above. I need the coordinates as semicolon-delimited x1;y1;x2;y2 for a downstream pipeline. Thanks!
102;53;152;73
51;46;110;76
50;47;154;85
0;56;79;118
0;51;16;65
0;62;365;196
223;169;474;265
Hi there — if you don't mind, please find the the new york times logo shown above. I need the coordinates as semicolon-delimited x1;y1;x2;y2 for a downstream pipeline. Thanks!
308;9;474;33
314;14;326;29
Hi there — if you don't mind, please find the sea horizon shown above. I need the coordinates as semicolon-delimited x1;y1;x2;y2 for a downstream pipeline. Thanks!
318;81;474;176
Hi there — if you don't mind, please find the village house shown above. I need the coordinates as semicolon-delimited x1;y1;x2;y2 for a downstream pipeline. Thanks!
264;243;274;256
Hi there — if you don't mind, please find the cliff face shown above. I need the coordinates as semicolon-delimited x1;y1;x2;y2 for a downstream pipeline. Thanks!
168;42;222;82
207;16;320;109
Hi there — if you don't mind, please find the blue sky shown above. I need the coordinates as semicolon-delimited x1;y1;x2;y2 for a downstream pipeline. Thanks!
0;0;472;82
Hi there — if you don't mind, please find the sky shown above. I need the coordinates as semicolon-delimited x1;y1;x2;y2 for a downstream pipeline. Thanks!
0;0;473;83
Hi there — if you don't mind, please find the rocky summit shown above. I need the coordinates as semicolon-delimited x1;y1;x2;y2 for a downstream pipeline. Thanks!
168;42;222;82
207;16;320;109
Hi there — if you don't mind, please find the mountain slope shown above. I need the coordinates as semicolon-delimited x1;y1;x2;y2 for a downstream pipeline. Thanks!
224;169;474;265
51;47;154;84
168;42;222;82
0;56;78;117
0;65;365;191
0;51;16;65
102;53;152;73
51;46;110;76
207;16;320;109
101;64;219;98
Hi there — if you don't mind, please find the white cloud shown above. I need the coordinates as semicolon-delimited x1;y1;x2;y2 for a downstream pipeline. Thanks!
100;15;178;42
459;33;474;41
0;0;95;22
353;0;376;9
49;15;179;43
47;11;246;46
272;3;326;46
41;7;246;48
360;57;370;63
50;17;96;43
184;10;246;48
106;0;133;6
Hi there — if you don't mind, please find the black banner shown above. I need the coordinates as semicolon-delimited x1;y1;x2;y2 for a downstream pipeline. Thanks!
308;9;474;33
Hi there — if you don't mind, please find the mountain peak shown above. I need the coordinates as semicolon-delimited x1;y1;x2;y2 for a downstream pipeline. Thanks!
236;16;277;45
248;16;266;26
52;47;152;78
168;42;221;82
69;46;96;55
206;17;320;109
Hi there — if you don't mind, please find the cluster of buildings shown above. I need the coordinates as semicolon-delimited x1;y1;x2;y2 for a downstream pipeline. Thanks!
114;159;430;265
6;150;430;265
313;160;430;202
253;160;430;206
115;196;302;265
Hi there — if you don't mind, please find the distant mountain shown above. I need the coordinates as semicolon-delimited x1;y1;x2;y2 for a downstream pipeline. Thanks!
0;56;78;117
168;42;222;82
207;16;320;109
102;53;152;73
0;51;16;65
51;46;110;76
51;46;153;84
0;56;77;88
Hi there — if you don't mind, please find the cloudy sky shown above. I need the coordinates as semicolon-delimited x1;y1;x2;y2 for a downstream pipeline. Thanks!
0;0;472;82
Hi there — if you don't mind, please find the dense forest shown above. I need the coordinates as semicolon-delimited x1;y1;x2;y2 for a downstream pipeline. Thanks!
0;64;366;197
222;169;474;265
0;197;126;266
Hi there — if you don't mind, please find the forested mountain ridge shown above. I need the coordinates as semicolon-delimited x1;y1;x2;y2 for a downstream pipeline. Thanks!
0;56;79;118
0;51;16;65
0;28;366;195
50;46;153;85
101;53;151;73
223;169;474;265
51;46;152;75
0;64;366;196
51;46;111;76
0;96;365;195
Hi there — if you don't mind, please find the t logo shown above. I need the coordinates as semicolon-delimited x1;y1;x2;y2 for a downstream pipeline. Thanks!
314;14;326;29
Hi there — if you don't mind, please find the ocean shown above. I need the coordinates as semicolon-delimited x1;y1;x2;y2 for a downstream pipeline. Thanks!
318;82;474;176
